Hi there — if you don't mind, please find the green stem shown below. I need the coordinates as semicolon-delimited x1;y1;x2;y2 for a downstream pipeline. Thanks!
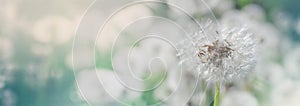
214;81;220;106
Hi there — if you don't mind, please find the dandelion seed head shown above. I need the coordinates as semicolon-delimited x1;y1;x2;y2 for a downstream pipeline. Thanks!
177;20;256;83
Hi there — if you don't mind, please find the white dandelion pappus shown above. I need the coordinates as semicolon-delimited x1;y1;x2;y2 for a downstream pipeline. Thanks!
176;19;256;83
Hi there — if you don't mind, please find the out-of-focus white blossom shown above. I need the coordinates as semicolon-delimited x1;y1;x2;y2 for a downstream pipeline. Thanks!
221;90;258;106
112;37;178;92
77;69;124;105
112;36;204;105
271;79;300;106
284;46;300;79
161;70;202;106
214;0;235;14
271;10;292;31
0;37;13;60
113;37;177;80
166;0;221;15
242;4;266;21
256;63;285;85
0;76;5;89
66;45;94;70
32;16;75;44
96;4;152;50
1;90;16;106
0;0;19;33
221;5;282;60
31;44;52;57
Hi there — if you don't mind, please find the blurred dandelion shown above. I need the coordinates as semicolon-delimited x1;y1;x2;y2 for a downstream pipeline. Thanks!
221;90;258;106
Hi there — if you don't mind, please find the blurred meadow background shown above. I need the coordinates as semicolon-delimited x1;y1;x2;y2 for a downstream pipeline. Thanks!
1;0;300;106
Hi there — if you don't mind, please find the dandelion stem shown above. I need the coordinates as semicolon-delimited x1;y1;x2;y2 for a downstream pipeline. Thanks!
214;81;220;106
